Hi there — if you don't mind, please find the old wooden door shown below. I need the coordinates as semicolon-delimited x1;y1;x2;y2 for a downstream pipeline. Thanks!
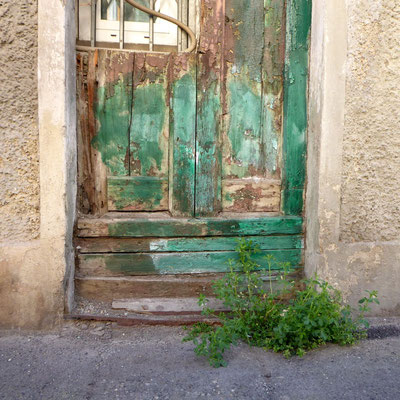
76;0;311;290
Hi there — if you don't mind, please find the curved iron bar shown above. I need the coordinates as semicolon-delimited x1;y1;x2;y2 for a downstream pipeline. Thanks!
125;0;196;52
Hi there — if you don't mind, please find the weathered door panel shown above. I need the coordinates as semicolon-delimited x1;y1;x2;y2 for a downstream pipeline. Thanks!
169;53;197;217
220;0;285;213
194;0;224;217
93;51;133;178
76;0;312;280
77;50;197;213
110;52;171;211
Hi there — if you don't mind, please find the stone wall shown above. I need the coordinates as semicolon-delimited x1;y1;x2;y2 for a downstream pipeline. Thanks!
0;0;40;242
306;0;400;314
0;0;76;329
341;0;400;243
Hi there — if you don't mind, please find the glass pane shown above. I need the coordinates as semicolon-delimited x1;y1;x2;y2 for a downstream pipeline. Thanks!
124;0;150;23
101;0;119;21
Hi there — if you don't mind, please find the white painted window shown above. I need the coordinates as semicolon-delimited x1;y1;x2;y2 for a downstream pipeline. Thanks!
77;0;197;51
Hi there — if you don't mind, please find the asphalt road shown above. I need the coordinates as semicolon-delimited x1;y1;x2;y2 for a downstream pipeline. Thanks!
1;319;400;400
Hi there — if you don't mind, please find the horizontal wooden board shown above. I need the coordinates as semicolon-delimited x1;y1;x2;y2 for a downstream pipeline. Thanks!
77;216;303;237
107;176;168;211
77;235;303;253
75;275;219;301
77;249;302;276
75;269;304;303
222;179;281;212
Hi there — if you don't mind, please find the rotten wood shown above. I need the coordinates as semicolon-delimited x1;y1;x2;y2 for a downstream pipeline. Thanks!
77;50;108;215
222;179;281;212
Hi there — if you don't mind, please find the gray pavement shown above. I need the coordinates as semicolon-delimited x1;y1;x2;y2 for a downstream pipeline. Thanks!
1;319;400;400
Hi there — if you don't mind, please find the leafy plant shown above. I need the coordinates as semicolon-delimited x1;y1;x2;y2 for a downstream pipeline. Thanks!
183;239;379;367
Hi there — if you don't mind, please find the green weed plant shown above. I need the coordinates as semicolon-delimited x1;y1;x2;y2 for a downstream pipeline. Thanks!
183;239;379;367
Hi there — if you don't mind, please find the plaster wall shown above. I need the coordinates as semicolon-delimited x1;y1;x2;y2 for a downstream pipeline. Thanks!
0;0;39;242
0;0;76;329
306;0;400;314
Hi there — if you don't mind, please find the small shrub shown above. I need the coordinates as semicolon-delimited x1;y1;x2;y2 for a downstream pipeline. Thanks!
183;239;379;367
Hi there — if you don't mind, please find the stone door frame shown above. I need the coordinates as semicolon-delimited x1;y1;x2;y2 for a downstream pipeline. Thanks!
37;0;350;319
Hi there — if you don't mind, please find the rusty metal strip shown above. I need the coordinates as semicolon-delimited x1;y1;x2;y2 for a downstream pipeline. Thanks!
65;313;221;326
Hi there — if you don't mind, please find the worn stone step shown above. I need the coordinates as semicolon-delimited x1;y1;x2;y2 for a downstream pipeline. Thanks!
112;297;227;314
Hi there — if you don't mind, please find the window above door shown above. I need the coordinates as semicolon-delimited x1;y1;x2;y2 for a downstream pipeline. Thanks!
76;0;198;52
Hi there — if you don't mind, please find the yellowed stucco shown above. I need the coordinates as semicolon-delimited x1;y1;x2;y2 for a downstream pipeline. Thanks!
341;0;400;242
0;0;76;329
0;0;40;242
306;0;400;314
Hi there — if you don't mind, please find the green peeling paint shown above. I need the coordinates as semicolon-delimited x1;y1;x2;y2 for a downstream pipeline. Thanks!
171;71;196;216
195;79;222;216
93;78;132;176
82;249;302;276
282;0;312;215
107;176;167;211
262;0;286;175
144;235;304;252
130;84;166;176
225;77;263;178
228;0;265;82
105;216;303;238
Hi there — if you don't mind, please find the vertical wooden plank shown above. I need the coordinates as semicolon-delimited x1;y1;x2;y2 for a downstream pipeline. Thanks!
281;0;312;215
222;0;265;181
194;0;225;217
108;52;170;211
76;50;108;215
262;0;286;177
130;53;170;179
92;50;134;177
169;53;197;216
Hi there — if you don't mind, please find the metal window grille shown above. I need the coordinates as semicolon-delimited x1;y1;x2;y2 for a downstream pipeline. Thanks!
76;0;197;52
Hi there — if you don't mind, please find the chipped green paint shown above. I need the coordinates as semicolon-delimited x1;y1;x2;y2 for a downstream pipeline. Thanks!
282;0;312;215
262;0;286;175
78;235;304;253
224;76;263;178
194;2;224;216
81;249;302;276
107;176;168;211
227;0;265;82
104;216;303;238
130;84;166;176
223;0;273;180
92;78;132;176
170;68;196;216
195;79;222;216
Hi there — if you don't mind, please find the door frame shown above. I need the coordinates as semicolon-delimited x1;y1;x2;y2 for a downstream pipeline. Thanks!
281;0;311;216
37;0;312;314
